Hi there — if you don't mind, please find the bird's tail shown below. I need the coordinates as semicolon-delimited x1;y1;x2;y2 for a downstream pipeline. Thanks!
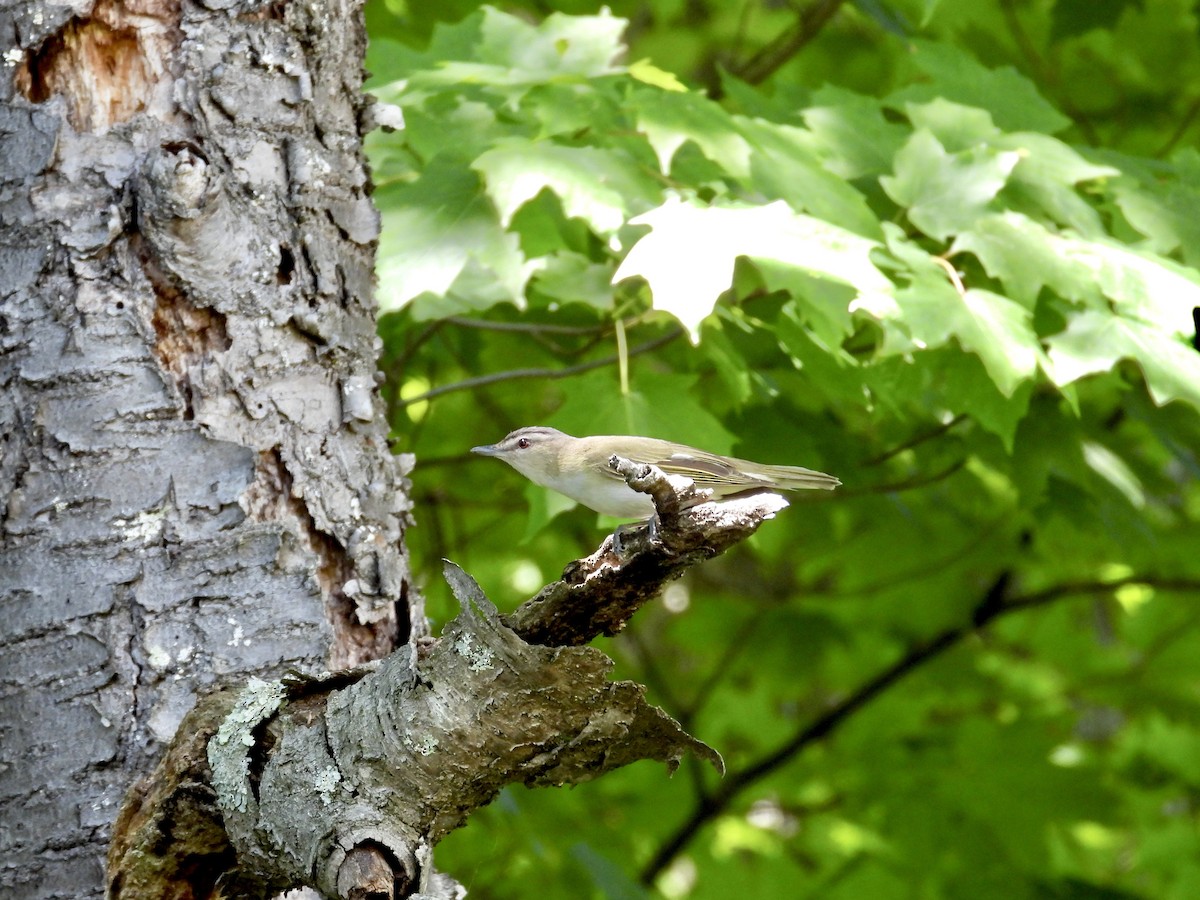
751;463;841;491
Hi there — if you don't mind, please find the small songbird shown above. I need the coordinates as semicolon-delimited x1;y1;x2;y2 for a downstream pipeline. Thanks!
471;426;840;520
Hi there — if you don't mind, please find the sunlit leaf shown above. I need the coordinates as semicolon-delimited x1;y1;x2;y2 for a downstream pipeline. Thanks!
375;156;532;314
613;197;892;341
1046;311;1200;411
390;7;628;93
628;58;688;92
473;140;658;234
953;212;1200;333
798;86;909;179
881;130;1021;241
630;87;753;177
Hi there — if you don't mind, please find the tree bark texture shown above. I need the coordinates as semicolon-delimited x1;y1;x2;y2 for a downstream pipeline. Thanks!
0;1;412;897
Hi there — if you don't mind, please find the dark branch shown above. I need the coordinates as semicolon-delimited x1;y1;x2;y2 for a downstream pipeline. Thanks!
732;0;850;86
444;316;608;335
640;572;1200;883
505;457;789;646
803;458;966;502
862;414;968;466
396;328;684;408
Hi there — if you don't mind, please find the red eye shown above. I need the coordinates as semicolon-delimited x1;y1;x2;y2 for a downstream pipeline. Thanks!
517;438;530;449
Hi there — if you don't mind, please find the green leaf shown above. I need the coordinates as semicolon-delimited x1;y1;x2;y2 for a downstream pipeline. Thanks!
399;7;628;92
950;212;1101;308
881;130;1021;241
627;58;688;92
397;99;511;168
1049;0;1134;41
365;24;481;90
890;40;1072;134
798;86;909;180
698;318;754;406
613;197;892;341
938;352;1033;450
629;87;752;177
952;212;1200;331
884;234;1043;397
1046;311;1200;411
527;252;616;310
994;132;1118;235
737;117;883;238
520;480;580;540
472;140;658;235
375;156;531;315
523;80;628;141
1081;242;1200;337
775;307;867;409
903;98;1000;151
756;267;858;348
551;370;736;454
572;843;652;900
933;287;1042;397
1110;149;1200;268
1083;441;1145;509
900;101;1117;235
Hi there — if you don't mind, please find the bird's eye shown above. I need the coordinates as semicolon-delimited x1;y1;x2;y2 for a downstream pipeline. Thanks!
517;438;530;449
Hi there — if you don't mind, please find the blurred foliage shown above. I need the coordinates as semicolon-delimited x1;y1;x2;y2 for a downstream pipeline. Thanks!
363;1;1200;897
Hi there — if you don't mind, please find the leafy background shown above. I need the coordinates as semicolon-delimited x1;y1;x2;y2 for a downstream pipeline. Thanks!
363;1;1200;897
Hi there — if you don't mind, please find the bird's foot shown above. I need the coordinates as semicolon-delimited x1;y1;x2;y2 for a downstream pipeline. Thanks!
610;516;659;556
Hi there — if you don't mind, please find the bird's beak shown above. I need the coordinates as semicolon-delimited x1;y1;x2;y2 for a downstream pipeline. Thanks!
471;444;501;456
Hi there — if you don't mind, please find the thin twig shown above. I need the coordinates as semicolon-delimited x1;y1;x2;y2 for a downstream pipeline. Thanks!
932;256;966;297
445;317;609;335
734;0;850;86
615;318;629;396
802;458;966;500
396;328;684;407
862;414;968;467
998;0;1099;145
1155;92;1200;158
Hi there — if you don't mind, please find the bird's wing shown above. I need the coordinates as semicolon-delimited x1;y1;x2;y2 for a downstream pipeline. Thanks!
658;451;775;487
589;441;839;491
588;445;771;488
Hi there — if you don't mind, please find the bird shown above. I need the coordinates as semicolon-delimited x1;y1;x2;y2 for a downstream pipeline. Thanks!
471;426;840;520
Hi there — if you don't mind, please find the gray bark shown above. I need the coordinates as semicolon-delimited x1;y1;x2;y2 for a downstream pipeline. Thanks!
0;1;411;897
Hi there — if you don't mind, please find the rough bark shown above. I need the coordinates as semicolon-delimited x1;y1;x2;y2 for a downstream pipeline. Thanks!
0;1;411;897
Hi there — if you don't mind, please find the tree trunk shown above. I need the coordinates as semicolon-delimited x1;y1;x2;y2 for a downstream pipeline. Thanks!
0;1;412;896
